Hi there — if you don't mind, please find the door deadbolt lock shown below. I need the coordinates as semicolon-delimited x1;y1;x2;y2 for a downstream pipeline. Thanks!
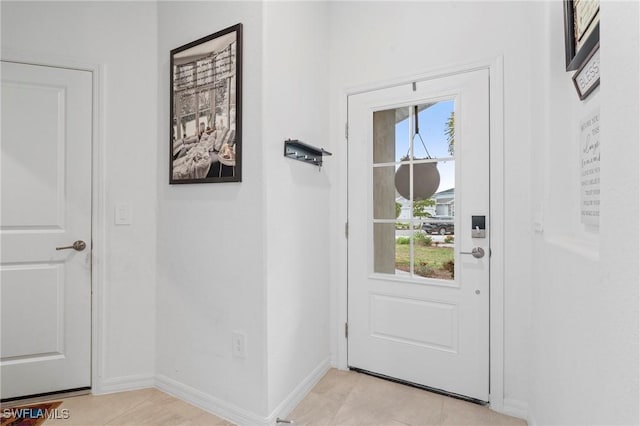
471;215;486;238
56;240;86;251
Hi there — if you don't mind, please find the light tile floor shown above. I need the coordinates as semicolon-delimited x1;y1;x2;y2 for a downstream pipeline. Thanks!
43;388;232;426
287;369;526;426
37;369;526;425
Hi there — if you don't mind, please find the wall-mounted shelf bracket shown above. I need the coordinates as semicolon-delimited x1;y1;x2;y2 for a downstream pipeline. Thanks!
284;139;332;170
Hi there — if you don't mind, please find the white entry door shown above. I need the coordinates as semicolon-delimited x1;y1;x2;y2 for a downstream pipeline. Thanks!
348;69;490;401
1;61;92;400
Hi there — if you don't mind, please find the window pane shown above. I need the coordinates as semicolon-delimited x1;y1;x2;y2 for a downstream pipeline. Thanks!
373;222;398;274
373;107;410;164
414;99;455;158
412;232;455;280
414;159;455;281
373;166;399;220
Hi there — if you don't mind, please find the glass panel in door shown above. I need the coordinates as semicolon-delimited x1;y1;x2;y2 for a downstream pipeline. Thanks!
372;100;456;281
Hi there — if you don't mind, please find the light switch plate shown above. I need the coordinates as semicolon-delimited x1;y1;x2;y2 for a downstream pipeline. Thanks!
115;203;132;225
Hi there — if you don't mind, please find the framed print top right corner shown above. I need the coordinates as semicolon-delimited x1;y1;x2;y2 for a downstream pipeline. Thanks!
564;0;600;71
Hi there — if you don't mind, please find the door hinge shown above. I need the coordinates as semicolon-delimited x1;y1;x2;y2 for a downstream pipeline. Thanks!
345;122;349;140
344;222;349;238
345;322;349;338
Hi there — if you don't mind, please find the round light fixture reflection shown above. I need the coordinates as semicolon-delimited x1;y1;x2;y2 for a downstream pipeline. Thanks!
394;162;440;201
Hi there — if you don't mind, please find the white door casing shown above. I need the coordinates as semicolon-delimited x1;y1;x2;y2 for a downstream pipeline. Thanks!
1;61;92;399
347;69;489;401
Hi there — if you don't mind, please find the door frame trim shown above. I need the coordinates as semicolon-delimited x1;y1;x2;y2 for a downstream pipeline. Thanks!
1;49;107;394
333;57;506;412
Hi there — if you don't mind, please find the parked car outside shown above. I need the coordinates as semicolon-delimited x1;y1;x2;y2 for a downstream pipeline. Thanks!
422;216;455;235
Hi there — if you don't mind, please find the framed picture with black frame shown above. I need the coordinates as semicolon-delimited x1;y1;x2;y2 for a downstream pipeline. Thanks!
170;23;242;184
563;0;599;71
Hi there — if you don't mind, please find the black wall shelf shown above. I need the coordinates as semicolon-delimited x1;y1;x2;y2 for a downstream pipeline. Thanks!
283;139;332;169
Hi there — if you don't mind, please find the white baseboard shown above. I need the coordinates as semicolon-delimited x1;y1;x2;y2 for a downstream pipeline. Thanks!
155;374;266;426
93;374;155;395
502;398;530;422
155;358;330;426
266;357;331;424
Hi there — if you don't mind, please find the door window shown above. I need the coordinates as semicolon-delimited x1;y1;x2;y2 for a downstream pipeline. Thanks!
372;100;456;281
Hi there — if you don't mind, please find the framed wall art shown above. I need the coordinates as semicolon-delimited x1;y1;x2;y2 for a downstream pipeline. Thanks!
170;23;242;184
572;42;600;100
563;0;599;71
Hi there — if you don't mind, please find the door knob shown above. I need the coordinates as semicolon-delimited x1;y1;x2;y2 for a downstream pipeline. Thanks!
56;240;86;251
460;247;485;259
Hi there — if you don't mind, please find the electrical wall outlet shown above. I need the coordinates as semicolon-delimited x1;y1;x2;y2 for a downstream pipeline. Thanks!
232;332;246;358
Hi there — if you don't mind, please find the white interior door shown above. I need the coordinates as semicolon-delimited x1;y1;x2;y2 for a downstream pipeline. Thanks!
347;69;490;401
1;61;92;400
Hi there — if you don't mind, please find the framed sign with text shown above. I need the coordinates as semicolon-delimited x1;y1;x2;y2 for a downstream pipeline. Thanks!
580;109;600;226
563;0;600;71
572;43;600;100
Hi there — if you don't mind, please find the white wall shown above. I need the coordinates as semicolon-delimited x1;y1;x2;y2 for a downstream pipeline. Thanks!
5;2;637;424
529;2;639;425
156;2;332;421
262;1;332;416
1;1;159;391
155;1;268;420
327;1;538;413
